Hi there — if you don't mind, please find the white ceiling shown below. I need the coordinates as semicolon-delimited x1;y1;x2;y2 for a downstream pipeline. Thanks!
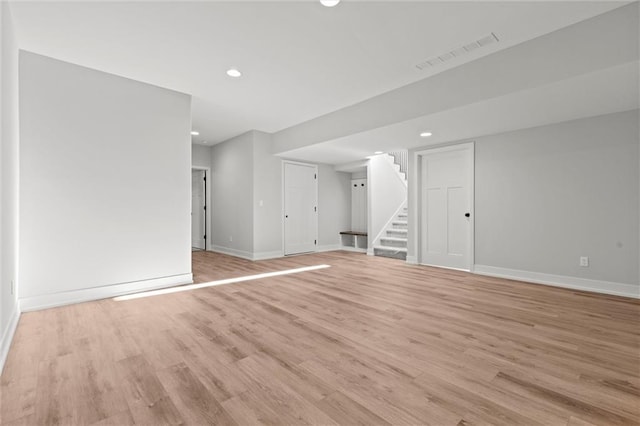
9;0;627;150
282;61;640;165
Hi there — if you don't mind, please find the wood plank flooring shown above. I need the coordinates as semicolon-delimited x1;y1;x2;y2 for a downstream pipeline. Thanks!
1;251;639;425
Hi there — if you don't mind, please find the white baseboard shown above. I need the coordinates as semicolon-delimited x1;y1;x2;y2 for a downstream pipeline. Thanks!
317;244;341;253
212;245;347;261
19;273;194;312
210;245;254;261
474;265;639;299
406;255;418;264
339;246;367;253
252;250;283;261
366;248;374;256
0;304;20;374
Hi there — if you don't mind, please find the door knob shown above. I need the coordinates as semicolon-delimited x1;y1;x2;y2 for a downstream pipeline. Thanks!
285;215;288;218
464;213;470;218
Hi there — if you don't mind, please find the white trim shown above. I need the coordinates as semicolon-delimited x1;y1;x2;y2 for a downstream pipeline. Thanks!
413;142;475;271
0;305;20;374
406;255;418;264
252;250;284;261
19;273;193;312
474;265;639;299
420;262;470;272
210;245;254;261
191;166;211;251
282;160;319;256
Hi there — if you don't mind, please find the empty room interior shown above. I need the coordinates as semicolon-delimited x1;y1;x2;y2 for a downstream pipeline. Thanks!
1;1;639;425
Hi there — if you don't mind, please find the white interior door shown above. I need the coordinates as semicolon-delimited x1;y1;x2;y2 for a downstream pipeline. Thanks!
420;145;473;270
284;162;317;255
191;169;206;250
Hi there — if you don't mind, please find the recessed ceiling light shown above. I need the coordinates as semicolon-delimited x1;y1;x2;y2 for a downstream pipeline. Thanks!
202;141;208;144
374;151;383;154
320;0;340;6
191;131;199;136
420;132;433;137
226;68;242;78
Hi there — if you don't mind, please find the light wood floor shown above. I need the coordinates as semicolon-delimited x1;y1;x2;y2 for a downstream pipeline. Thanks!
1;251;639;425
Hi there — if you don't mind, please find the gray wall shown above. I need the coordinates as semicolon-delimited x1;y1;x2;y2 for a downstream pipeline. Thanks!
19;52;192;301
253;131;283;256
318;164;351;249
475;110;638;285
211;131;254;256
192;144;212;170
409;110;639;288
0;1;20;369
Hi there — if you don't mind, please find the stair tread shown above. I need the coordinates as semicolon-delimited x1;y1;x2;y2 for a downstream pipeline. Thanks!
380;236;408;242
387;229;408;234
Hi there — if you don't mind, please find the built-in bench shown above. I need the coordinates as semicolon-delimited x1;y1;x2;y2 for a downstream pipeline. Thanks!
339;231;368;253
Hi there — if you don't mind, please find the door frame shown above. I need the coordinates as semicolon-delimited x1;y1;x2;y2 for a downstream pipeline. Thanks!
281;160;318;256
191;166;211;251
412;142;475;271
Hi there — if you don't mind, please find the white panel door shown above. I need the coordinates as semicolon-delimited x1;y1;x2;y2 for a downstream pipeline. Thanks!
191;170;206;250
420;146;473;270
284;162;317;255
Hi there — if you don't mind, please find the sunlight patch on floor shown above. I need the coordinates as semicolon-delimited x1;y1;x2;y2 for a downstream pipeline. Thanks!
113;264;331;301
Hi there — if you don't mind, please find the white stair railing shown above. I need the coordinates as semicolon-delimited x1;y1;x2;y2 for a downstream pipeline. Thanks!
388;150;408;180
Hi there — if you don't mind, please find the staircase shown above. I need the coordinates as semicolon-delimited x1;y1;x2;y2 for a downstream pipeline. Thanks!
374;205;408;260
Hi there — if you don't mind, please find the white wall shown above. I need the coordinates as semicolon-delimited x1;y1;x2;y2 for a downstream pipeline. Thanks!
409;110;639;295
0;1;20;371
192;144;212;170
253;131;283;257
19;52;192;309
368;154;407;249
211;131;254;257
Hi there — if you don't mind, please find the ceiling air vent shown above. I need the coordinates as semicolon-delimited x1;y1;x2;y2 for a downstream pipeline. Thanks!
416;33;499;70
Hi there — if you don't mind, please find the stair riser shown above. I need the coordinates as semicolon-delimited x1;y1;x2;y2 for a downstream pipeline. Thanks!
387;230;407;237
374;248;407;260
380;239;407;248
392;223;407;229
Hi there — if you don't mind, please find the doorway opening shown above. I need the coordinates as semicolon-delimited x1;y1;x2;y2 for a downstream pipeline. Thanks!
191;168;207;251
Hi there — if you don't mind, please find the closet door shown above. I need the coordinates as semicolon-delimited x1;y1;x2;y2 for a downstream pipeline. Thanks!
284;162;318;255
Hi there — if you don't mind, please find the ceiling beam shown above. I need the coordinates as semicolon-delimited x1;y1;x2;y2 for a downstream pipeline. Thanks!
272;3;638;155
